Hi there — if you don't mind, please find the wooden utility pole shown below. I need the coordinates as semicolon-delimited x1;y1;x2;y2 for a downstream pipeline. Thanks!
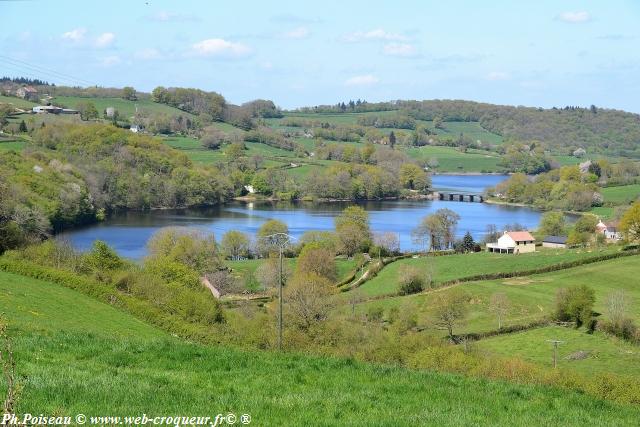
547;340;564;368
278;244;283;351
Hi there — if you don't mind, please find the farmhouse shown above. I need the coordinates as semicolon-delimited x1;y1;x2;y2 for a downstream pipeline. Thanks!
16;86;38;101
486;231;536;254
542;235;568;248
596;220;622;241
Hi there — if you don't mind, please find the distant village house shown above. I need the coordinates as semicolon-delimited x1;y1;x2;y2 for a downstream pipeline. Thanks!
596;220;622;241
16;86;39;101
486;231;536;254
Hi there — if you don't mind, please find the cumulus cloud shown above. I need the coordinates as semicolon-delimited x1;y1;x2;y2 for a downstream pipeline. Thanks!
345;74;379;86
344;29;408;42
62;28;87;42
191;38;251;58
100;55;121;67
383;43;418;57
283;27;310;39
558;11;591;23
95;32;115;48
486;71;510;81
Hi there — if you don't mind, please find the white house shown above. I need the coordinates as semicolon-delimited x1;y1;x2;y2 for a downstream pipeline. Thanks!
487;231;536;254
596;220;622;241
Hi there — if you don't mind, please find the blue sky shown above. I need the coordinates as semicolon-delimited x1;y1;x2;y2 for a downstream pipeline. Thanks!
2;0;639;111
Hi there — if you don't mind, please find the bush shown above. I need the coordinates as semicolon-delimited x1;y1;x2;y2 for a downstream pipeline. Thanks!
398;265;425;295
554;284;595;327
599;317;638;342
366;306;384;322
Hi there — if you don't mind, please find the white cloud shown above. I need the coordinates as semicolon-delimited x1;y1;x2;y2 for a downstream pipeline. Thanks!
95;32;115;48
558;11;591;23
283;27;310;39
486;71;510;81
383;43;417;57
135;48;162;60
345;74;379;86
62;28;86;42
344;29;408;42
100;55;121;67
191;38;251;58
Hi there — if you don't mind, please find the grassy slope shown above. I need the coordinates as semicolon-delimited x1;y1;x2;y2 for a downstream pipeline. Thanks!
2;270;638;425
162;136;297;165
52;96;193;119
600;184;640;205
356;247;620;298
405;146;501;172
478;326;640;377
355;255;640;332
0;140;26;151
0;95;38;109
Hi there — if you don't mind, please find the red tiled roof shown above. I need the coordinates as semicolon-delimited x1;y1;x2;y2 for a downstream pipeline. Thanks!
506;231;535;242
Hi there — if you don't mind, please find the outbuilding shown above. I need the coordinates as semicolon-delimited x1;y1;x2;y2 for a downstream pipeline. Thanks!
542;235;568;248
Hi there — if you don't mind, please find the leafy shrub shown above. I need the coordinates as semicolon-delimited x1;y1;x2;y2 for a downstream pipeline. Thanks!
554;285;595;327
398;265;424;295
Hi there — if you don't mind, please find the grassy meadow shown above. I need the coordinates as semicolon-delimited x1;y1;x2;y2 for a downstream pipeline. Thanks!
52;96;193;119
600;184;640;205
2;270;639;425
405;145;501;172
0;95;37;109
478;326;640;377
351;255;640;335
0;139;26;151
352;247;620;299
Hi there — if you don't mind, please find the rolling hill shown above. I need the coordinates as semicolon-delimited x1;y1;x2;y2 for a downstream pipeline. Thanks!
2;269;639;425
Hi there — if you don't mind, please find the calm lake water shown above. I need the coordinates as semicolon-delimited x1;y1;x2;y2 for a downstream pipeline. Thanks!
60;175;541;259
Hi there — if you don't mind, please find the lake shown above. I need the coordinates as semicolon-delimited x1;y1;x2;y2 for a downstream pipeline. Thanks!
59;174;542;259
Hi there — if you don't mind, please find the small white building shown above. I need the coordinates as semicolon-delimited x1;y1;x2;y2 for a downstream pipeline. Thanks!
130;125;141;133
487;231;536;254
596;220;622;241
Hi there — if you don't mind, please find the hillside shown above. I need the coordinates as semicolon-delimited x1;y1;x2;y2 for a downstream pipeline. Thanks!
2;270;639;425
302;100;640;158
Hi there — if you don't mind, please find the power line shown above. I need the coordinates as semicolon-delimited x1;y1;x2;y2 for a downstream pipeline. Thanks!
0;55;96;87
0;54;96;86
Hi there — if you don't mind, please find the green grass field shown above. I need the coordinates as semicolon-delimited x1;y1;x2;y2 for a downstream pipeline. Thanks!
0;95;38;109
354;255;640;338
52;96;193;119
600;184;640;205
353;248;620;299
2;269;638;425
478;326;640;377
161;136;299;165
0;139;26;151
419;120;504;146
404;145;502;172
